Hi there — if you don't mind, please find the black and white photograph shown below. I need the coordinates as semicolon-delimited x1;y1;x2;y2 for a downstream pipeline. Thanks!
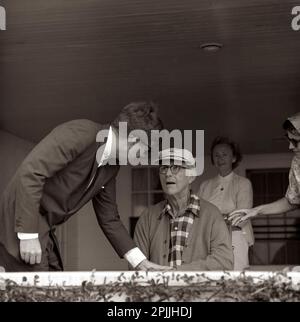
1;0;300;306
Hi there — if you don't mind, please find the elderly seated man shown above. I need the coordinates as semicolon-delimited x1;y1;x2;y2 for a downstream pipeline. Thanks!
134;148;234;271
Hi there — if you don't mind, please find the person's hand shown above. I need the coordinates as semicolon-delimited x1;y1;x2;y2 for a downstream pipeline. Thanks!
228;208;259;226
136;259;173;271
19;238;42;265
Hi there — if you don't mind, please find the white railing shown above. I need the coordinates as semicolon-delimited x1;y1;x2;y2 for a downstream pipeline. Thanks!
0;270;300;286
1;271;300;301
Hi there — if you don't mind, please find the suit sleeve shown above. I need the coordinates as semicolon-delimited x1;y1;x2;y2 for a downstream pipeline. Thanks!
92;176;136;257
177;212;234;271
15;120;97;233
133;209;150;259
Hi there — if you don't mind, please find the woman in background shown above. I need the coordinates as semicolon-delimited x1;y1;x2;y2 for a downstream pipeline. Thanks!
198;137;254;270
229;112;300;225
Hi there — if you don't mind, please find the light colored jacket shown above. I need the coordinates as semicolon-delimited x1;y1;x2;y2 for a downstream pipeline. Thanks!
198;172;255;246
134;197;234;271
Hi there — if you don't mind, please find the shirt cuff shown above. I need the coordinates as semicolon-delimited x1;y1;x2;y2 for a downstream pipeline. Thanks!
124;247;146;268
17;233;39;240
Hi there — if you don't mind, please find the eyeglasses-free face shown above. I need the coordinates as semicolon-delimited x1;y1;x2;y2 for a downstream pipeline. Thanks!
285;133;300;148
159;165;185;175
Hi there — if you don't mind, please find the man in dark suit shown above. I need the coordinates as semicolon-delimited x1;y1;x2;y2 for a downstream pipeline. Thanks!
0;101;170;271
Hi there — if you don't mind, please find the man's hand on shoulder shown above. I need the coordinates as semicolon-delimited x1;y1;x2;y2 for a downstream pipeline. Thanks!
19;239;42;265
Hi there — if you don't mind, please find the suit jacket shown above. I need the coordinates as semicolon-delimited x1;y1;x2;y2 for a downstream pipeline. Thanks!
0;119;135;268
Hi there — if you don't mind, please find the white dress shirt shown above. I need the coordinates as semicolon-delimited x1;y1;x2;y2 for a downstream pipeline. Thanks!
201;172;236;215
198;171;254;246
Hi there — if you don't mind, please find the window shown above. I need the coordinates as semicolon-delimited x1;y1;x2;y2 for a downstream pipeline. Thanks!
130;167;164;236
246;168;300;265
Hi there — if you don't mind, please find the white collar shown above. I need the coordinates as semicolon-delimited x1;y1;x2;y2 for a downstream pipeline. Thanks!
218;171;234;183
98;126;113;167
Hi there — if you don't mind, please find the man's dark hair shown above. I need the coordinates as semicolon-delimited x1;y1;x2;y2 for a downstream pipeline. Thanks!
210;136;242;170
111;102;163;138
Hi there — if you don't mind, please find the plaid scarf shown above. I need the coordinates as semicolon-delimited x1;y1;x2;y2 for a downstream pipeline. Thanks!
161;193;200;268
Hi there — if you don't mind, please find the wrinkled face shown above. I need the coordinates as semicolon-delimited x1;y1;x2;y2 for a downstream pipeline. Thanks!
212;144;236;174
159;163;194;197
286;131;300;156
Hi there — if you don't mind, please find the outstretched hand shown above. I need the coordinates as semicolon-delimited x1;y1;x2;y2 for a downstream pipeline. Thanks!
228;208;259;226
136;259;173;271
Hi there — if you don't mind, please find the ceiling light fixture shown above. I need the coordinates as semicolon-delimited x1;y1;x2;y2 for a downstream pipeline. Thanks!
200;43;223;52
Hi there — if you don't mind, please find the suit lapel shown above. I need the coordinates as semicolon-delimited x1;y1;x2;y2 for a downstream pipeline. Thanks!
85;124;111;190
73;164;119;214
